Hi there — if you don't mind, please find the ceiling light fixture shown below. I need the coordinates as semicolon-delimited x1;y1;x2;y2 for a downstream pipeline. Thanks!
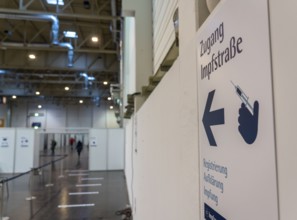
46;0;64;6
63;31;78;38
65;86;70;91
109;106;114;109
36;91;40;95
38;105;42;109
28;54;36;60
103;81;108;85
107;97;112;101
79;100;83;104
12;95;17;99
91;36;99;42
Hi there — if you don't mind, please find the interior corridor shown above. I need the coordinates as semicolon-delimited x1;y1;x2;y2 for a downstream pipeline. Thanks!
0;147;130;220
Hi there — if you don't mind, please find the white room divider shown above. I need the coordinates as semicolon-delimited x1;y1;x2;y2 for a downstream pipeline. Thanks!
89;129;108;171
108;129;125;170
0;128;16;173
14;128;39;173
89;128;124;171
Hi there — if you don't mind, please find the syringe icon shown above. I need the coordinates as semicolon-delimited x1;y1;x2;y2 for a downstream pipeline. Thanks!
231;81;253;114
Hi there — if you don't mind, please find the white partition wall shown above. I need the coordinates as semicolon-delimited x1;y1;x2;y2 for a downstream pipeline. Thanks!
15;128;39;173
153;0;178;73
89;128;124;171
0;128;16;173
108;129;124;170
89;129;108;171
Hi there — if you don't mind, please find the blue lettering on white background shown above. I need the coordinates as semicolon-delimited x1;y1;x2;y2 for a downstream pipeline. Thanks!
205;203;226;220
203;158;228;206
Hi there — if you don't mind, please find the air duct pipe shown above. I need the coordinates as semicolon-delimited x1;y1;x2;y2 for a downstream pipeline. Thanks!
0;42;74;68
0;13;59;45
58;42;74;67
0;12;75;67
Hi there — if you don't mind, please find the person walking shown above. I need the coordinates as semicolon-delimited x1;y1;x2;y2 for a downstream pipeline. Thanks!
76;140;83;160
69;137;75;150
51;139;57;156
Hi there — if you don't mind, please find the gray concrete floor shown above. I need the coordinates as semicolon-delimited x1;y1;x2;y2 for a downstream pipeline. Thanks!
0;147;130;220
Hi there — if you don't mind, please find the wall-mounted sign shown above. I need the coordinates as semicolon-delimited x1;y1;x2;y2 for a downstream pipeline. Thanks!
20;136;29;147
89;137;97;147
0;137;9;147
197;0;278;219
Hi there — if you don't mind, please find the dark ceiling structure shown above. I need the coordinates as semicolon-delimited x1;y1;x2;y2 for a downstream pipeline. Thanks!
0;0;122;105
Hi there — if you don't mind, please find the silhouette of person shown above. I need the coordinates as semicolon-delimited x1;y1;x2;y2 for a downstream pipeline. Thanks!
76;140;83;160
51;139;57;156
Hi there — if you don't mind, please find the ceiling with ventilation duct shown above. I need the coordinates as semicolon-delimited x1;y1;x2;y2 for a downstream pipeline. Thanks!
0;0;122;105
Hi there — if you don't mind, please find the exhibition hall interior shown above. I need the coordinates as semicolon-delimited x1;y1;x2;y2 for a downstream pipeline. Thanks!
0;0;295;220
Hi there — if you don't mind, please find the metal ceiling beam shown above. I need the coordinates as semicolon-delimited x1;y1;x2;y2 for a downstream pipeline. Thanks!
97;1;110;14
0;43;117;54
0;88;103;97
0;8;122;21
62;0;75;11
0;64;118;73
60;20;109;29
0;78;102;84
22;0;36;10
12;73;76;78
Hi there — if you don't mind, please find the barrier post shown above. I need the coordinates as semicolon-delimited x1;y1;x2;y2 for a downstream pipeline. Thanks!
59;159;64;178
0;180;10;220
0;182;4;220
45;163;54;187
26;169;36;219
27;169;36;198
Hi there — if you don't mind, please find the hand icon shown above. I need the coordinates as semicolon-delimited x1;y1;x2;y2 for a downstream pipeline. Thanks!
238;101;259;144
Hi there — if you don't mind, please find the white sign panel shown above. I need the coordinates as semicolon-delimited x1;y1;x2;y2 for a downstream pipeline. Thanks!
0;128;16;173
89;129;107;171
89;137;97;147
0;136;9;147
15;128;35;173
197;0;278;219
20;136;30;147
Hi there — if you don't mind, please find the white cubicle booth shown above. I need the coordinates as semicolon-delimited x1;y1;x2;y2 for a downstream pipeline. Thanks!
0;128;39;173
0;128;16;173
14;128;39;173
89;128;124;171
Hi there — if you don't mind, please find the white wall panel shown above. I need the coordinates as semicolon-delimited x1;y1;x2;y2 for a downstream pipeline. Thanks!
77;105;93;127
89;128;124;171
46;105;66;128
270;1;297;219
123;17;136;109
89;129;108;171
0;128;16;173
92;107;108;128
15;128;37;173
124;119;133;205
132;55;199;220
153;0;178;73
9;101;119;129
66;105;81;127
123;0;153;94
11;103;27;127
107;129;124;170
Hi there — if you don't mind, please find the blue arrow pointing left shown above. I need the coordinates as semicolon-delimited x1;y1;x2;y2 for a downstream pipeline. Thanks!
202;90;225;146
